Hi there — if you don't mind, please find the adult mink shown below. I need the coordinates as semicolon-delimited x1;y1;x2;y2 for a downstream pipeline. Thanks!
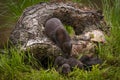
45;18;72;57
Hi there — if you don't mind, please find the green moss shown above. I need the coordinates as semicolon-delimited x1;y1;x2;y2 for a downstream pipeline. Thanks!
64;25;75;36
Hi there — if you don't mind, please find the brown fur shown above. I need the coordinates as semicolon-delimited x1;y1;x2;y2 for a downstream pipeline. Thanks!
79;54;102;70
45;18;72;57
58;63;71;75
54;56;84;72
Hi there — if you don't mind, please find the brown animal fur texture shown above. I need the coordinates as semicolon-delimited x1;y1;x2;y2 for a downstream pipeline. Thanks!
61;63;71;75
54;56;84;72
54;55;102;73
45;18;72;57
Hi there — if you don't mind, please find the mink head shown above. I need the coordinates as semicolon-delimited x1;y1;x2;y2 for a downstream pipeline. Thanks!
85;57;102;66
62;63;71;75
54;56;67;67
62;42;72;58
79;55;91;63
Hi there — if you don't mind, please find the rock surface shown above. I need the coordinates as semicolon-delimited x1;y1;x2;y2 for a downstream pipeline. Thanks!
9;2;107;60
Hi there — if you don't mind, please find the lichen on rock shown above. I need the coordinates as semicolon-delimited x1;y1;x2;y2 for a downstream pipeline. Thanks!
9;2;107;62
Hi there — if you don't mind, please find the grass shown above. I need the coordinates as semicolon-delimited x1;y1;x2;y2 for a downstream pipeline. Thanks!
99;0;120;64
7;0;49;20
64;25;75;36
0;48;109;80
0;0;120;80
0;48;35;80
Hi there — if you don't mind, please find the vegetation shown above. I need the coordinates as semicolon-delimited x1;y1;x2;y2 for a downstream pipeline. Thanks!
0;48;109;80
0;0;120;80
64;25;75;36
7;0;49;20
